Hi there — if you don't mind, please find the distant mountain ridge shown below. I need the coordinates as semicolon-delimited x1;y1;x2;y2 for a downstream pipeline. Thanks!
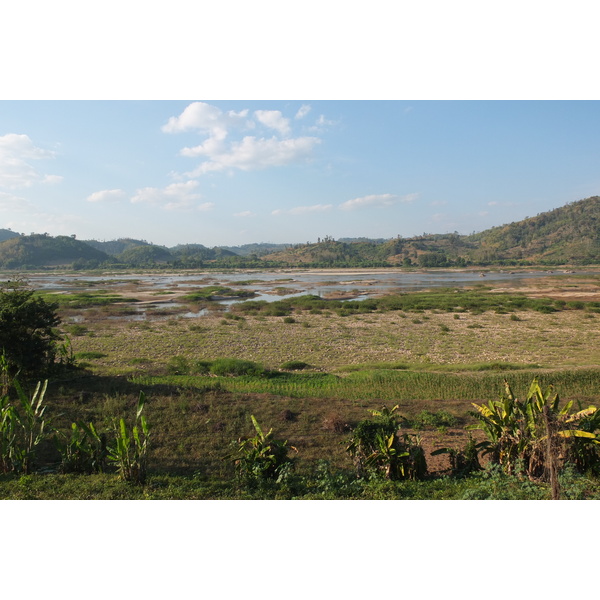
0;229;20;243
1;195;600;269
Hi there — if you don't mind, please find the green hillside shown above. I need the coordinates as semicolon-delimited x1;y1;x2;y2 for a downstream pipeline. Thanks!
2;196;600;269
0;234;110;269
466;196;600;264
83;238;151;255
263;196;600;267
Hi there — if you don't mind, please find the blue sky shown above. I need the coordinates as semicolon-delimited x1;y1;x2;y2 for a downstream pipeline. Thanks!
1;100;599;247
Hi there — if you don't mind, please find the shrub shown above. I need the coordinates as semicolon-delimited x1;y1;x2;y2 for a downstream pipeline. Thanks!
283;316;296;324
230;415;295;484
410;409;457;430
210;358;265;377
346;405;427;480
0;279;63;377
65;324;88;336
280;360;310;371
166;355;190;375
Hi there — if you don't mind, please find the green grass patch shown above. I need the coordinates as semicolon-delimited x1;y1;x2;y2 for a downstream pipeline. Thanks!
74;351;107;360
37;291;139;308
181;286;256;302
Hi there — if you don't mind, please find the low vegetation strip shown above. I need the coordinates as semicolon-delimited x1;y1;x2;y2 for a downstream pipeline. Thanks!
129;367;600;404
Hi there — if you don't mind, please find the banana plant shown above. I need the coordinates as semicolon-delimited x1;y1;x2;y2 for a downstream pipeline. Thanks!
470;378;600;478
0;379;51;474
231;415;295;483
107;391;150;484
58;421;107;474
347;405;427;480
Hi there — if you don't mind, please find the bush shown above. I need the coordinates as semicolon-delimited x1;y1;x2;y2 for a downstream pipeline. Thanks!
166;355;190;375
65;324;88;336
0;279;63;377
410;410;458;429
346;405;427;480
230;415;295;484
280;360;310;370
210;358;265;377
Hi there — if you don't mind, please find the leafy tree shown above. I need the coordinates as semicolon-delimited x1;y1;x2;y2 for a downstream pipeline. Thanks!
0;279;62;377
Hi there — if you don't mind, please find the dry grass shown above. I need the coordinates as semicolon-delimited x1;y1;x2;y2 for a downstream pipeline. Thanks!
67;307;600;375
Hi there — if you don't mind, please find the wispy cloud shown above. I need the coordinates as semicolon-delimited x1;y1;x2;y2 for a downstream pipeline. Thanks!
0;133;59;189
308;114;338;132
86;189;127;203
295;104;311;120
186;136;321;176
339;193;418;211
0;191;35;212
234;210;256;218
272;203;333;216
131;181;208;211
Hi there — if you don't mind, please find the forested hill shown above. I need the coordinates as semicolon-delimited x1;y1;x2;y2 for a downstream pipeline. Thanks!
0;234;109;269
261;196;600;267
465;196;600;264
1;195;600;269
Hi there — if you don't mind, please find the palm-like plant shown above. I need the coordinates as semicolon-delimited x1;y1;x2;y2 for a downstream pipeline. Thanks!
347;405;427;480
107;391;150;484
231;415;295;483
470;378;599;479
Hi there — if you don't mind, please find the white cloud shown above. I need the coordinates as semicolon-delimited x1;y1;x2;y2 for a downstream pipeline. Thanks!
254;110;291;136
162;102;244;136
295;104;311;120
165;102;322;178
339;193;418;211
180;136;227;158
234;210;256;218
272;203;333;216
131;181;205;211
186;136;321;176
86;189;127;203
0;133;58;189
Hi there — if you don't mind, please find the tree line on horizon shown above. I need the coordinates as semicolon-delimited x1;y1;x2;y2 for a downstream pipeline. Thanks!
1;196;600;269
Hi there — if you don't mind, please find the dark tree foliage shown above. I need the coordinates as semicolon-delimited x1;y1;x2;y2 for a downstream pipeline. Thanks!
0;279;62;377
